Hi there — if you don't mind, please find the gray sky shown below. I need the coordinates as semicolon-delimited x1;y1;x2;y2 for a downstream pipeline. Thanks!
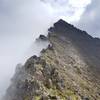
0;0;99;99
76;0;100;37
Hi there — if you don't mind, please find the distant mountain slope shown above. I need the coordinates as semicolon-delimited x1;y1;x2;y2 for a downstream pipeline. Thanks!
4;19;100;100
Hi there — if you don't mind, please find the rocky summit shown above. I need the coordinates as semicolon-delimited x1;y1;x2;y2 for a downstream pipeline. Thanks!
4;19;100;100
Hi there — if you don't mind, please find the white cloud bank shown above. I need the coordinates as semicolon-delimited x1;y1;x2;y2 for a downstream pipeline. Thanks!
42;0;91;22
76;0;100;37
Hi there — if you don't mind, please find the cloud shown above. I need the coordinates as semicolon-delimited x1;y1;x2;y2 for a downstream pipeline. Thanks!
76;0;100;37
41;0;91;22
0;0;54;38
0;0;53;98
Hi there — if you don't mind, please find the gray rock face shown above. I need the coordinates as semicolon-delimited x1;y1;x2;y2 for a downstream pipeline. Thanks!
4;19;100;100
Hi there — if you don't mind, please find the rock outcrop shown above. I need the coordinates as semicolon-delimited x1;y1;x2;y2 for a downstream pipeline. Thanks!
4;19;100;100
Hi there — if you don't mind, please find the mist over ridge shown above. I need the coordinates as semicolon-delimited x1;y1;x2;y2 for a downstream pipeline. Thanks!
1;0;100;99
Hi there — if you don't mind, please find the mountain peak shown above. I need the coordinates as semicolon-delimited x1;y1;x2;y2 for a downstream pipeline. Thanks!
49;19;92;41
54;19;71;27
49;19;74;33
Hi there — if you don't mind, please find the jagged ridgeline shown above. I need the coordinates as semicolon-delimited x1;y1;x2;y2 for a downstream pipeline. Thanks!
4;19;100;100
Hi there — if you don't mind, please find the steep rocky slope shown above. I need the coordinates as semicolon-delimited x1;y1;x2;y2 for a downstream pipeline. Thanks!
4;19;100;100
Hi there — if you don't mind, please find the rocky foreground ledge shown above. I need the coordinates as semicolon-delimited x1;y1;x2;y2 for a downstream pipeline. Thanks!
4;19;100;100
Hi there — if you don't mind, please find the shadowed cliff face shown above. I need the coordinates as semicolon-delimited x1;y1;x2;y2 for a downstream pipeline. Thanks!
49;19;100;75
4;19;100;100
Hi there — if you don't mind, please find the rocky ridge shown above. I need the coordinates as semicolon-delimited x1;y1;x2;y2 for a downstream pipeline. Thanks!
4;19;100;100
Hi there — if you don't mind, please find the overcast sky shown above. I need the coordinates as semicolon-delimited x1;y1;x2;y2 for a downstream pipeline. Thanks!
76;0;100;37
0;0;99;99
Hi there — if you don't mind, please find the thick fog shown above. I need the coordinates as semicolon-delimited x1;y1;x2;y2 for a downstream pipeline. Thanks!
76;0;100;37
0;0;94;99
